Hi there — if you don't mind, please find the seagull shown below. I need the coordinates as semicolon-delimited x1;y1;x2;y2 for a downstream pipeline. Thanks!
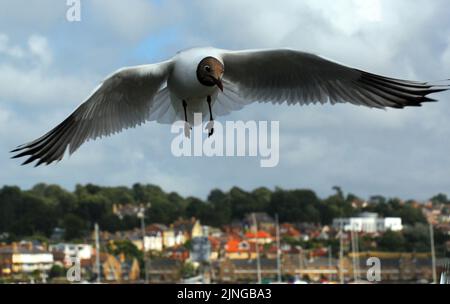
11;47;449;166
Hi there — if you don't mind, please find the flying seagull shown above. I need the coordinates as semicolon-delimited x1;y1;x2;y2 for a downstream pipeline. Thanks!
11;47;449;166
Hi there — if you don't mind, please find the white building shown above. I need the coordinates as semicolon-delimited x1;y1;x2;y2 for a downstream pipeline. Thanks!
333;212;403;233
143;232;164;252
0;244;54;274
49;243;93;266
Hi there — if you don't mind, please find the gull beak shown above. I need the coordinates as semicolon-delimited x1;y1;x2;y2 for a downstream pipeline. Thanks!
214;77;224;92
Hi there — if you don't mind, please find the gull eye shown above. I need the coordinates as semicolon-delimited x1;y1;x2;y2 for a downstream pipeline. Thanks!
204;65;211;72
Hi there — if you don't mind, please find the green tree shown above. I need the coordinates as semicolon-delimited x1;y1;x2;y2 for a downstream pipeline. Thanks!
377;230;406;252
180;262;197;278
63;214;87;240
107;240;143;261
269;189;320;223
49;265;65;279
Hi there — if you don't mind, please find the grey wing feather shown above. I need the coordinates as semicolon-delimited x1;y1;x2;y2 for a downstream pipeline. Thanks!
220;49;449;109
11;61;173;166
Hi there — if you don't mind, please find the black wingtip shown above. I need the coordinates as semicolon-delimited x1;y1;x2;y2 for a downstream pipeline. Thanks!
10;147;23;153
423;97;438;102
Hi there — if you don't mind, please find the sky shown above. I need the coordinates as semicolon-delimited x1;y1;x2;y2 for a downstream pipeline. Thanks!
0;0;450;200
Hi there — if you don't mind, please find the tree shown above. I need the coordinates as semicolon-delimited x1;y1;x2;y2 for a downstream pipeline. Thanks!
269;189;320;223
430;193;448;205
186;198;208;220
377;231;406;252
9;193;57;237
180;262;197;278
229;187;264;219
49;265;65;279
63;214;87;240
107;240;143;262
0;186;22;233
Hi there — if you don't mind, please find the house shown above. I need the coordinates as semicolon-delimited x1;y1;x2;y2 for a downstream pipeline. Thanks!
0;243;53;275
173;218;203;239
208;236;222;261
278;223;301;240
143;224;168;252
163;218;203;248
333;212;403;233
50;227;65;242
166;246;190;261
224;238;264;260
243;213;275;231
49;243;93;267
101;253;140;282
147;258;182;283
163;229;185;248
422;203;444;225
245;231;273;244
216;258;279;283
348;252;448;283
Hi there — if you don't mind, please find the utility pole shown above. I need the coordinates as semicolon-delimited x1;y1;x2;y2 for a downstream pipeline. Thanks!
252;213;262;284
138;203;151;284
339;223;344;284
355;230;360;282
429;223;437;283
275;214;282;283
95;223;101;283
328;246;333;282
352;227;360;282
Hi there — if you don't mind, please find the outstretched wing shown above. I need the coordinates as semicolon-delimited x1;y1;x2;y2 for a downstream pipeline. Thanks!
11;61;173;166
221;49;449;108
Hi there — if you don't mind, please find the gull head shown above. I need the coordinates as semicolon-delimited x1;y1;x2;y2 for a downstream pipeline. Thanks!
196;56;224;91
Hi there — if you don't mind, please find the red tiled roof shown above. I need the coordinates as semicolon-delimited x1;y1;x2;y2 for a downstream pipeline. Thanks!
245;231;271;239
225;239;242;253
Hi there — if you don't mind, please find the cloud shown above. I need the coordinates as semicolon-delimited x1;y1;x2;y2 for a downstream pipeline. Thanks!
0;33;96;110
28;35;53;66
1;0;450;201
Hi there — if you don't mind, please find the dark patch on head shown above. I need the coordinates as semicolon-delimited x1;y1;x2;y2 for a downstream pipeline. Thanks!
196;57;224;87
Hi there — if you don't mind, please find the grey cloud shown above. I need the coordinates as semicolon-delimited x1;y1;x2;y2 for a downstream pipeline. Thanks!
1;0;450;201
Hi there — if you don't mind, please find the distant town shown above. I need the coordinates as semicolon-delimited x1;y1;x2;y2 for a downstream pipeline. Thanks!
0;184;449;284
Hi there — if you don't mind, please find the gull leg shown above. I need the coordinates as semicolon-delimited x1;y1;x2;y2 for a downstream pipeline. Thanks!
206;96;214;137
183;100;191;138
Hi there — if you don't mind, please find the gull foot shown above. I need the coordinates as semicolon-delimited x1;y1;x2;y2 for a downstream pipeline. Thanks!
184;122;192;138
206;121;214;137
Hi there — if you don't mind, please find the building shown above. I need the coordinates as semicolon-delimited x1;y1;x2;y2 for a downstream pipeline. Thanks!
101;253;140;282
0;243;53;275
190;236;211;263
245;231;273;244
348;252;448;283
49;243;93;267
243;213;275;231
163;218;203;248
224;238;263;260
147;258;182;283
216;258;279;283
143;224;169;252
166;246;190;261
143;231;164;252
162;229;186;248
332;212;403;233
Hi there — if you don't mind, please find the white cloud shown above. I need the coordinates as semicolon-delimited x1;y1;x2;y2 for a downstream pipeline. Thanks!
1;0;450;200
28;35;52;66
0;33;95;108
89;0;161;42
